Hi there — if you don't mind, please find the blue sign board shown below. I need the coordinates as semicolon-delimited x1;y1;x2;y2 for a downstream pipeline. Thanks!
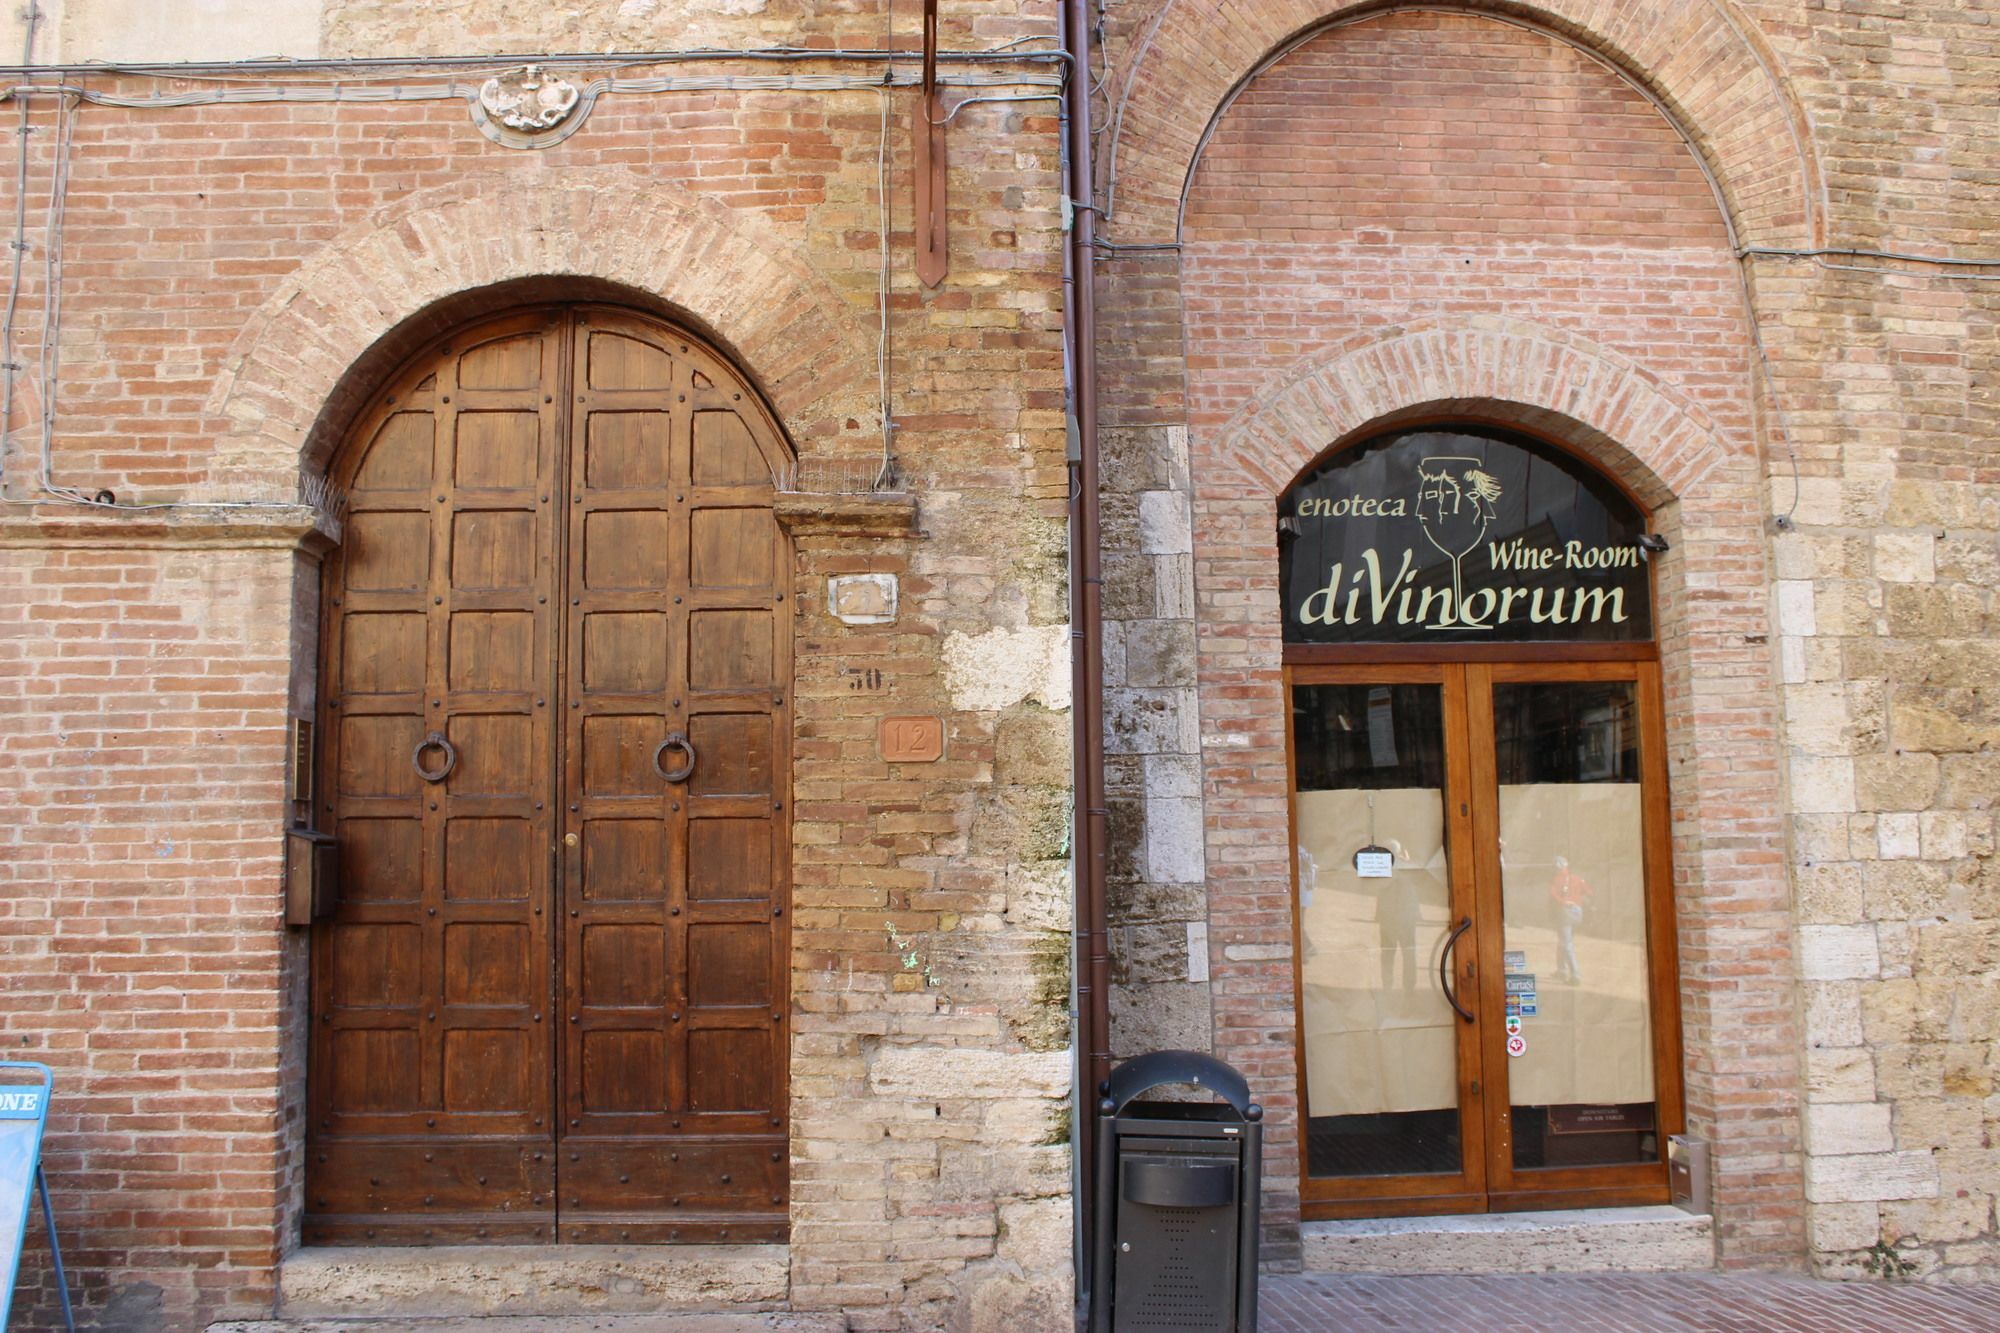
0;1064;71;1331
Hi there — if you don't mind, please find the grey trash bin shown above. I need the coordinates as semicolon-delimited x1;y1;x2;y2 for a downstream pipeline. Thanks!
1089;1050;1262;1332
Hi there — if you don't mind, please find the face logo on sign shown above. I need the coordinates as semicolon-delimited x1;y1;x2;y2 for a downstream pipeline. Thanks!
1281;427;1654;645
1415;455;1501;609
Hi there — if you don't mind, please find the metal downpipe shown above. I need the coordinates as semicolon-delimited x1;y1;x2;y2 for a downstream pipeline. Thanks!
1062;0;1111;1314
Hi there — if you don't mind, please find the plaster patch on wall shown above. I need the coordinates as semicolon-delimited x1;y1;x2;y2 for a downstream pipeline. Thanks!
942;625;1070;713
1185;921;1210;983
48;0;321;61
867;1047;1071;1100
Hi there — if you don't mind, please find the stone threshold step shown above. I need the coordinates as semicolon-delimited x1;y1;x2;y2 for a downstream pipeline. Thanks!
1302;1206;1715;1275
277;1245;790;1320
210;1318;843;1333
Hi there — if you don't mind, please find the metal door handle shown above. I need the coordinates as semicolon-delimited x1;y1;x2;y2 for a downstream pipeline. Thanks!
412;731;457;784
1440;916;1474;1024
652;731;696;783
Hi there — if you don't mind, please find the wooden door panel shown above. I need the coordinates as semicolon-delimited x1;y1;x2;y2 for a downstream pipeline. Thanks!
692;410;771;485
352;411;435;492
336;714;425;798
586;329;674;389
451;510;538;590
687;820;771;901
583;509;674;591
342;511;431;592
310;310;563;1244
454;410;541;489
303;1140;553;1245
586;412;673;488
580;924;667;1007
313;305;789;1246
457;330;546;389
580;819;669;902
581;612;669;692
443;922;532;1004
556;307;788;1239
447;612;536;692
329;924;422;1007
443;818;533;901
686;714;773;798
326;1030;421;1113
339;818;421;903
442;1028;534;1111
687;610;773;691
341;612;426;694
687;1029;776;1113
580;1030;669;1113
580;715;668;796
688;507;778;588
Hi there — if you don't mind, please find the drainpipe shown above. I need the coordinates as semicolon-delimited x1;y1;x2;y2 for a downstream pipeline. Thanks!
1061;0;1110;1311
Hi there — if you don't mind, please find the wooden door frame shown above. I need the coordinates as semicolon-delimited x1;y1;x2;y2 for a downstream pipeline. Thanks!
1285;651;1684;1220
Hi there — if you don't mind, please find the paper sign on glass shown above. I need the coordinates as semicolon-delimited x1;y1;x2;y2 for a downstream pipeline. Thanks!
1353;850;1393;879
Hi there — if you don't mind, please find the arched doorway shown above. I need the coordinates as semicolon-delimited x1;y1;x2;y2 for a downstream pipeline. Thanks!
306;304;792;1244
1282;422;1684;1218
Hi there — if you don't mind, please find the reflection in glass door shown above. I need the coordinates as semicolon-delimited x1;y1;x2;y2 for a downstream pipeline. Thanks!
1291;663;1679;1216
1490;678;1655;1169
1290;674;1483;1209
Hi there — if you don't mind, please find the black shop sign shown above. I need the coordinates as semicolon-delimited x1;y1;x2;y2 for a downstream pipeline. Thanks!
1280;427;1653;644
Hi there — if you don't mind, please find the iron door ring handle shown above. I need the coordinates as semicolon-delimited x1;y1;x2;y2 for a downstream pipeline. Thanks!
412;731;457;784
653;732;696;784
1440;915;1475;1024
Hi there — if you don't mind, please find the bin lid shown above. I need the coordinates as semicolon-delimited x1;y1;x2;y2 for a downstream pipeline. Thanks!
1101;1049;1259;1120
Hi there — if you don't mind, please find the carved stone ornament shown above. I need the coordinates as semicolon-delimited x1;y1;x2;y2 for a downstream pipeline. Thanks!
479;65;580;131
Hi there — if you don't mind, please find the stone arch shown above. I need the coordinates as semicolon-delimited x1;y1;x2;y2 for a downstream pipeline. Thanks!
1107;0;1823;248
204;167;878;499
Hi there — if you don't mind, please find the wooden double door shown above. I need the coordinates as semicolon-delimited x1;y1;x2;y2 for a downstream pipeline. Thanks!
307;306;791;1244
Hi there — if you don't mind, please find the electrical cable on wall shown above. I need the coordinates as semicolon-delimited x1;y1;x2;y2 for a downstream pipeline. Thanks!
0;41;1063;513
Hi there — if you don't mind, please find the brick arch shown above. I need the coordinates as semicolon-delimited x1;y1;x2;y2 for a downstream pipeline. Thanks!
204;167;877;497
1188;318;1796;1262
1209;319;1737;512
1108;0;1822;248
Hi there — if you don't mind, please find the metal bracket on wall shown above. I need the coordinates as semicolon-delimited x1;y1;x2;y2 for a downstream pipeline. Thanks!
913;0;948;287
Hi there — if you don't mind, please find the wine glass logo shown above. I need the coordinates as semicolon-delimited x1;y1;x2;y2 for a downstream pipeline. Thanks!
1414;456;1503;616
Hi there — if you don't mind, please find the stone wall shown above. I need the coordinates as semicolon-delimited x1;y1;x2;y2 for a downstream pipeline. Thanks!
0;6;1074;1328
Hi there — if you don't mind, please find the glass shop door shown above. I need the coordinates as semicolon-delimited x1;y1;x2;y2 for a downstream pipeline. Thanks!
1290;661;1681;1217
1288;665;1486;1215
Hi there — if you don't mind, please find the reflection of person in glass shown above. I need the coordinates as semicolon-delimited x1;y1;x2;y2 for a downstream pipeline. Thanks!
1376;840;1420;992
1549;855;1593;984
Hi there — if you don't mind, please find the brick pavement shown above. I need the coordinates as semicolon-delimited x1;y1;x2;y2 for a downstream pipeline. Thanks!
1258;1272;2000;1332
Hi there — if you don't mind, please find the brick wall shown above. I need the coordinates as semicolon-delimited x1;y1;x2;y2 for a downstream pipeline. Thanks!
0;528;311;1325
1095;7;1800;1267
0;8;1075;1327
